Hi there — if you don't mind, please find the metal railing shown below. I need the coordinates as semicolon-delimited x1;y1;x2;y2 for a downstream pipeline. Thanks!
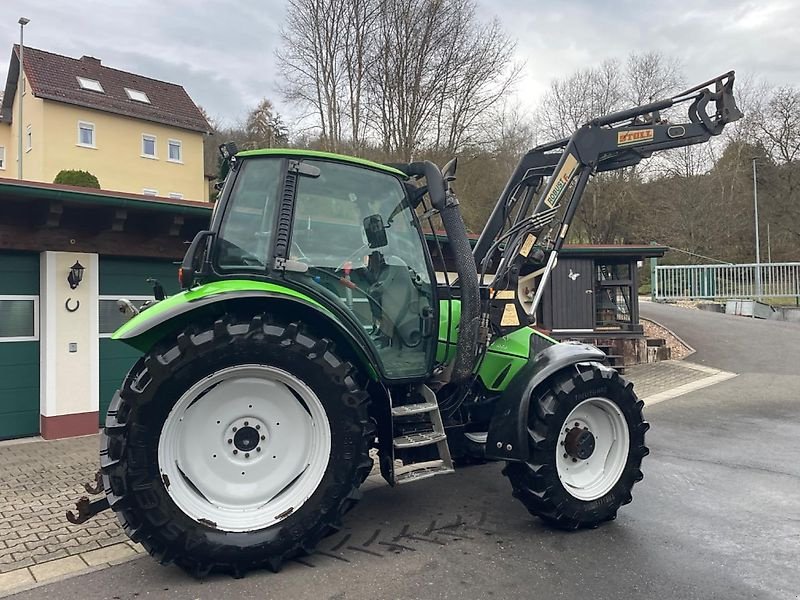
652;262;800;301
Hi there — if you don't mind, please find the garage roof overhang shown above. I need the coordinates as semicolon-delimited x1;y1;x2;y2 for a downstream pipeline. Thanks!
0;178;212;259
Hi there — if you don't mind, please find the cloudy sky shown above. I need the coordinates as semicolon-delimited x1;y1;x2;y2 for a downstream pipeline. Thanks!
1;0;798;128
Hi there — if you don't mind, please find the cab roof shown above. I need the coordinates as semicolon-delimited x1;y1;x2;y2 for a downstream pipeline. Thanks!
235;148;407;178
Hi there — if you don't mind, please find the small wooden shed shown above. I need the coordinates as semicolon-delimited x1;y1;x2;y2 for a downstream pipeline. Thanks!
540;245;667;338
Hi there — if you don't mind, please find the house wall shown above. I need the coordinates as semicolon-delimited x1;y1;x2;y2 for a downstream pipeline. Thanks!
2;72;46;181
0;123;9;173
41;101;206;200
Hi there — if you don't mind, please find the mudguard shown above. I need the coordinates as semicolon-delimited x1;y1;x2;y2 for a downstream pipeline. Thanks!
485;341;607;462
112;279;381;378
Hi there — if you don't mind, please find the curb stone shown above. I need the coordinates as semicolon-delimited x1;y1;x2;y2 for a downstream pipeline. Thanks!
0;541;145;598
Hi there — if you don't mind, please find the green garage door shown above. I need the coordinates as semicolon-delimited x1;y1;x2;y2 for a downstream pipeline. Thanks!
0;253;40;440
99;258;180;423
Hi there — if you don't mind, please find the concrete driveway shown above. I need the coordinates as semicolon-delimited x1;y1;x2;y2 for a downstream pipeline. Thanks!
8;303;800;600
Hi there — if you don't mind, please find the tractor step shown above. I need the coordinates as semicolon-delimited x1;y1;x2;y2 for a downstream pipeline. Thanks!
393;430;447;449
389;384;454;485
394;460;454;485
391;401;439;416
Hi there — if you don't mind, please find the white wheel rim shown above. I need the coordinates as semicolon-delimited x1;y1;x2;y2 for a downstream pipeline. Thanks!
158;364;331;532
556;397;630;501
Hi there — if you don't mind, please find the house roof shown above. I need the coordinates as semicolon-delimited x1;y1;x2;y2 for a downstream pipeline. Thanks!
1;46;210;133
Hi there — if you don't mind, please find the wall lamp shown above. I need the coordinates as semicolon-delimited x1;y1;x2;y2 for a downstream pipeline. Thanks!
67;261;85;289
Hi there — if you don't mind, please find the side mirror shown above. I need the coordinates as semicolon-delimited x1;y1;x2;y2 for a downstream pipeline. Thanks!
179;230;214;289
363;214;388;249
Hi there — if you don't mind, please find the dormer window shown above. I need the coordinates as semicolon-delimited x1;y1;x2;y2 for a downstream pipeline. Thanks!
125;88;150;103
76;76;104;93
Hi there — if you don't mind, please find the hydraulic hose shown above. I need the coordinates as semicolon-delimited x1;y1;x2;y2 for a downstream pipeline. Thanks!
407;161;480;383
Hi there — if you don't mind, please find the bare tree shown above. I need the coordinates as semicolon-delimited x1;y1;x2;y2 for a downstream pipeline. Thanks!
623;51;684;106
535;59;623;140
278;0;518;159
340;0;379;150
277;0;348;150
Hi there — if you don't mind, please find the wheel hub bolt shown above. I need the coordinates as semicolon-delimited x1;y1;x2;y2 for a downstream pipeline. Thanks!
227;439;232;444
261;435;266;441
256;425;261;430
256;447;261;452
232;427;238;432
245;453;250;458
233;450;238;455
244;421;249;426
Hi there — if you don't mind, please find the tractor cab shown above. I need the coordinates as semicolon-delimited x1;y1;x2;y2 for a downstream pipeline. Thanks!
189;149;438;380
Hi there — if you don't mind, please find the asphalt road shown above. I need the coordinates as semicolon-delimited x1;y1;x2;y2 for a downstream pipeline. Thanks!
13;304;800;600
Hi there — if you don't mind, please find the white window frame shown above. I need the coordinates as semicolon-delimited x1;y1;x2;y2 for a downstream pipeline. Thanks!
76;76;104;93
77;121;96;148
168;192;184;200
25;125;32;152
167;139;183;163
124;88;150;103
0;295;40;342
99;295;153;338
142;188;158;196
0;146;5;170
141;134;157;159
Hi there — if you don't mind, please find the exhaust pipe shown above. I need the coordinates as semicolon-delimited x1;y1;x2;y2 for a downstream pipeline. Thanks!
407;161;480;383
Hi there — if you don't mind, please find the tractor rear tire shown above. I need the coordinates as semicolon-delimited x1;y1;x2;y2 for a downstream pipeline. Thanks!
503;362;648;530
100;314;373;577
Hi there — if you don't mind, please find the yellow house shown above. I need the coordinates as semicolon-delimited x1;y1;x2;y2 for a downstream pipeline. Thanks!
0;46;209;200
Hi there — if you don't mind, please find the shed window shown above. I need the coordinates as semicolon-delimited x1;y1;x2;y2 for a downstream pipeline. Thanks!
0;146;5;170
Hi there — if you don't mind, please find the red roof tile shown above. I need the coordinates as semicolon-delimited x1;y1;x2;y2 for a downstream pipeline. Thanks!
6;45;210;133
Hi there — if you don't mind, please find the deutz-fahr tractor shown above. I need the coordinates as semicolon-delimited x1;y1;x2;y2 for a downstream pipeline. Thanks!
69;73;741;576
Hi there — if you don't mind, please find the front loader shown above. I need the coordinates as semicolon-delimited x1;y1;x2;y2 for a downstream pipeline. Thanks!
69;72;741;576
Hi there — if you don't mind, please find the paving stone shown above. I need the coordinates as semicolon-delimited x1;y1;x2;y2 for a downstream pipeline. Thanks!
33;548;69;563
66;541;101;556
29;555;86;582
81;543;137;566
0;557;34;573
0;567;35;593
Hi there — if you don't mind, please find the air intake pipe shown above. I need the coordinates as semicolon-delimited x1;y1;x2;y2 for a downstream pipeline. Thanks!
406;161;480;383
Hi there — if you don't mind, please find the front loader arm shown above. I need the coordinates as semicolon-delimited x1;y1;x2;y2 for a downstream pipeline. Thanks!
474;71;742;330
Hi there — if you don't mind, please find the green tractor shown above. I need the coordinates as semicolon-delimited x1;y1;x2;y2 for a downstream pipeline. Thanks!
72;73;740;576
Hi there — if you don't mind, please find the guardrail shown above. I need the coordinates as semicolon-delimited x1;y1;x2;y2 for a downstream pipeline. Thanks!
652;262;800;301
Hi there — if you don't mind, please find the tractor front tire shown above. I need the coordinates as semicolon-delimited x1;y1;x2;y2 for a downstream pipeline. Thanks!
100;315;373;577
503;362;648;530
